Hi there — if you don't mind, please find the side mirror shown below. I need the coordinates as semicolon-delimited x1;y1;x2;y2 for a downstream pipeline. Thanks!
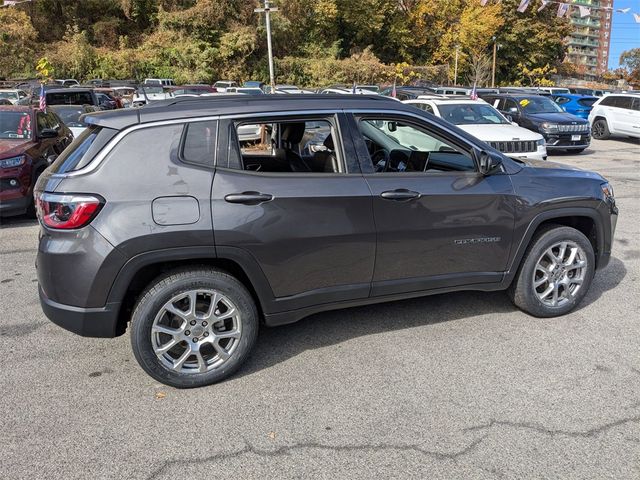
39;128;58;139
387;121;397;132
508;107;519;115
476;150;502;175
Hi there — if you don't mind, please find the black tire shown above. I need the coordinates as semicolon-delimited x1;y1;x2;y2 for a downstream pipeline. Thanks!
592;119;610;140
508;225;595;317
130;267;259;388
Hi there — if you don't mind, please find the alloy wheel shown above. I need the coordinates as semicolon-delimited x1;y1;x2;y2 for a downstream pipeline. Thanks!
532;241;587;308
151;289;242;374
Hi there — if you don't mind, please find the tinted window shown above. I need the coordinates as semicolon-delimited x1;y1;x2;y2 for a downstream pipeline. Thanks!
553;97;570;105
357;118;476;173
46;91;94;105
632;98;640;111
182;121;217;166
600;96;616;107
612;96;633;109
517;96;563;114
577;98;598;107
49;126;118;173
503;99;519;112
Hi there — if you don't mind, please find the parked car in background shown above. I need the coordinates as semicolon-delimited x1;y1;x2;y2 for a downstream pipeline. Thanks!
34;94;618;387
54;79;80;87
380;86;437;100
226;87;264;95
357;85;380;93
95;92;119;110
588;93;640;140
0;89;29;105
551;94;599;120
49;104;99;137
0;99;12;105
132;86;174;107
0;105;72;216
268;85;314;94
482;94;591;153
144;78;176;87
538;87;570;95
171;85;217;96
432;86;469;96
243;81;265;90
45;88;100;107
403;97;547;160
213;80;238;92
319;87;377;95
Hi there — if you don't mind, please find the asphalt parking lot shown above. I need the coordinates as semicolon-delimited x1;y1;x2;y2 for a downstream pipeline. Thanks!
1;138;638;480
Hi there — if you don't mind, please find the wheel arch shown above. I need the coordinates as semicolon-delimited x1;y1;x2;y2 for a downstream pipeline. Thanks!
505;208;603;287
108;246;275;336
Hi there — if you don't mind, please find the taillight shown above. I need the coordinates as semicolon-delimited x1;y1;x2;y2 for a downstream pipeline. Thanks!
36;192;104;229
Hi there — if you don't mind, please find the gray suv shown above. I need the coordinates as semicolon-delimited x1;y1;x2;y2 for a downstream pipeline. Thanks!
35;95;618;388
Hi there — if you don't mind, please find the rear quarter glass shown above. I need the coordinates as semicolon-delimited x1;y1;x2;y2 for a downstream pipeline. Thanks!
49;126;117;174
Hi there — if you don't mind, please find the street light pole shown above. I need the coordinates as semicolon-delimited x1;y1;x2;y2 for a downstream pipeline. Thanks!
254;0;278;93
454;45;459;86
491;37;497;88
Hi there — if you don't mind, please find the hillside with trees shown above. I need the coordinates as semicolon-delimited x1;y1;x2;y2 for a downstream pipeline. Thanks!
1;0;574;86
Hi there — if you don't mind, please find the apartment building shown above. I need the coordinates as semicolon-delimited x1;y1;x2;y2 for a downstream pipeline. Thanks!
565;0;613;78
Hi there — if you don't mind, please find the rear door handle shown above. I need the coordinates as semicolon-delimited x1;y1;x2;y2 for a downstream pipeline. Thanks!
380;189;421;201
224;191;273;205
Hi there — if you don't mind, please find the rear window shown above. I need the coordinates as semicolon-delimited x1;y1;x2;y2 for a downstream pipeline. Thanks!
46;91;94;106
577;98;597;107
49;126;117;173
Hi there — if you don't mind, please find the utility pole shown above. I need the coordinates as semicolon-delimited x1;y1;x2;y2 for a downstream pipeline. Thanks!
491;36;498;88
453;45;459;86
254;0;278;93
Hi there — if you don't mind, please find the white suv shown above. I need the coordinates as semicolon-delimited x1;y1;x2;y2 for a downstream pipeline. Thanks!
404;97;547;160
589;93;640;140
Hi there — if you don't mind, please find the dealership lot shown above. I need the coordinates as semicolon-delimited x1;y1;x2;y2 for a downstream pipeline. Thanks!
0;139;638;479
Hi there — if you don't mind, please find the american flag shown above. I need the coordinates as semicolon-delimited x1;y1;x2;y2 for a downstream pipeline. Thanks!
391;79;397;98
470;83;478;100
39;83;46;113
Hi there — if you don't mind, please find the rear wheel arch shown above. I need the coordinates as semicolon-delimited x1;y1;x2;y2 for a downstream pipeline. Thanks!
111;249;273;336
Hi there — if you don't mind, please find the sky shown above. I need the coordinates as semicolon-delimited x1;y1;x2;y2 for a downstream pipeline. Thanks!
608;0;640;69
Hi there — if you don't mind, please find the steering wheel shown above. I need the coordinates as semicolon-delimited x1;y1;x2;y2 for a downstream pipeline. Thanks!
371;149;390;172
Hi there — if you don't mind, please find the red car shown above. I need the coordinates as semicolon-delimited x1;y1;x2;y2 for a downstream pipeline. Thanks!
0;105;73;216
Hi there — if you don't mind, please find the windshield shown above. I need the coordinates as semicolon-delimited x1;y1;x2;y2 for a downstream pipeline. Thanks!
51;107;85;127
0;111;32;139
519;96;563;114
0;91;18;101
438;103;509;125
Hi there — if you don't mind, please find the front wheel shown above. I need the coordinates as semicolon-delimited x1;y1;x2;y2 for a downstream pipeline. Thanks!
130;268;259;388
592;119;610;140
508;226;595;317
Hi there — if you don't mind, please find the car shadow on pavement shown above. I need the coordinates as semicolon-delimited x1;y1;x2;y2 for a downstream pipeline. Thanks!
239;256;626;379
0;215;38;229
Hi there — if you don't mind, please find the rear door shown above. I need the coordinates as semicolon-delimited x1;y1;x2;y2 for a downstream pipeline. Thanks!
346;112;515;296
211;113;376;312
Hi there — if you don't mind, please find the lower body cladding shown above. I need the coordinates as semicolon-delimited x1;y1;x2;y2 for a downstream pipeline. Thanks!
544;133;591;151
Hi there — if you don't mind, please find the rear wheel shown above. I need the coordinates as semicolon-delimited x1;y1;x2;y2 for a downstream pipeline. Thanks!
592;119;610;140
130;268;258;388
508;226;595;317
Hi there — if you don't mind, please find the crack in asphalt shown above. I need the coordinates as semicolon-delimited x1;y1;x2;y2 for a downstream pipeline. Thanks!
145;434;488;480
464;414;640;438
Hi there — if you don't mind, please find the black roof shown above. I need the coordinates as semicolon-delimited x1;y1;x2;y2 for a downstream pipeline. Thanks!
45;88;94;94
84;94;408;130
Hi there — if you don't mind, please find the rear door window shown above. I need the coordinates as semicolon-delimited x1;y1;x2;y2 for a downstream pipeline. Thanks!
181;121;217;167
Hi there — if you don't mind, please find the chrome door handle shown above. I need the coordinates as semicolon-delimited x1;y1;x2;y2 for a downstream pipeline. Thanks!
224;192;273;205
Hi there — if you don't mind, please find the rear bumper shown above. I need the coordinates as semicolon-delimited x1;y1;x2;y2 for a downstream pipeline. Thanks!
39;285;121;337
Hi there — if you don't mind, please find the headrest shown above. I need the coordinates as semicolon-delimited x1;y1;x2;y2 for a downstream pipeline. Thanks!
281;122;306;144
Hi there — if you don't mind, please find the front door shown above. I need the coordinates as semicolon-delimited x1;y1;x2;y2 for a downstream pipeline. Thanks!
212;114;376;311
348;113;515;296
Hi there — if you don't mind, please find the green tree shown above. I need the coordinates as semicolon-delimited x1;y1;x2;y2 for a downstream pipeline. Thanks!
0;8;37;78
620;48;640;84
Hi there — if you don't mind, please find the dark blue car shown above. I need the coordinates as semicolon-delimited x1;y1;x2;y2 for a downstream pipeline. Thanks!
551;94;599;120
